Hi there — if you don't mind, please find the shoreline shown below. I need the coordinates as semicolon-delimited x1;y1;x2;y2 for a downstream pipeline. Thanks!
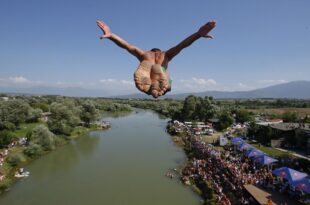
168;131;205;199
0;125;110;194
167;121;226;204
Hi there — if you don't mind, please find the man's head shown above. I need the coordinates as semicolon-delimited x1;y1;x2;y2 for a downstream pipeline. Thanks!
150;48;161;52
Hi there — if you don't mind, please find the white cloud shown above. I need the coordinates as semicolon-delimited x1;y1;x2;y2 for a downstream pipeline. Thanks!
257;79;288;84
99;78;134;86
175;77;217;92
180;77;216;86
9;76;31;84
0;76;41;87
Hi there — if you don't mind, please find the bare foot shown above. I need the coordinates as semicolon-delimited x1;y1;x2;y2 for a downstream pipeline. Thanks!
134;61;152;93
149;64;169;98
96;20;112;39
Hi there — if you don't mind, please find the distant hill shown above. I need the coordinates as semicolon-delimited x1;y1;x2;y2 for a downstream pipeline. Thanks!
1;81;310;99
0;86;109;97
115;81;310;100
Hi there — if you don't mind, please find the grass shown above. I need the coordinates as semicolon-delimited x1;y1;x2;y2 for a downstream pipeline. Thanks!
247;108;310;116
201;131;223;144
247;142;290;158
70;126;98;139
13;122;46;138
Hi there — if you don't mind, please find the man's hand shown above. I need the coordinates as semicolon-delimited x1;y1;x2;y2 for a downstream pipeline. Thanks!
198;21;216;39
96;20;112;39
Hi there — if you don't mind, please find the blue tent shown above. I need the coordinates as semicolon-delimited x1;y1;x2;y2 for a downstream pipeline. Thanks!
246;149;264;157
272;167;308;182
290;178;310;194
239;143;254;151
253;155;278;165
231;137;243;144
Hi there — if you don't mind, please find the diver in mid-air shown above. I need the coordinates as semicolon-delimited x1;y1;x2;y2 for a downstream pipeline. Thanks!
97;20;216;98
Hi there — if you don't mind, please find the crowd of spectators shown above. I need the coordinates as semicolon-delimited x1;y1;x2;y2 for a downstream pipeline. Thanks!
177;125;310;204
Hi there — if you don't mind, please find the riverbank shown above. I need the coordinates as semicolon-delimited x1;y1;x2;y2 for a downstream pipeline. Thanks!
167;122;218;204
0;124;110;193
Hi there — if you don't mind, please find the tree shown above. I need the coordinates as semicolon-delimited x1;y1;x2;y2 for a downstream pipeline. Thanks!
27;125;56;150
80;100;99;126
282;112;298;122
27;108;43;123
24;143;43;157
247;121;259;138
0;99;31;128
235;109;252;123
48;102;80;135
7;153;26;167
257;125;273;145
0;130;16;148
182;95;199;121
197;96;218;121
218;111;233;131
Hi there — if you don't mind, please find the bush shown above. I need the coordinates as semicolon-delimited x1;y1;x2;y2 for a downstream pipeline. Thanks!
24;143;43;157
27;125;56;151
0;178;12;193
6;153;26;167
0;131;16;149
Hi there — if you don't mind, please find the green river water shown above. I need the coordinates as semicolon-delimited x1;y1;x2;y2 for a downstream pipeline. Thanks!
0;109;201;205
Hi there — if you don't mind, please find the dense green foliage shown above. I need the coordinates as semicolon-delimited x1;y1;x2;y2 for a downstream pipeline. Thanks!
218;111;234;130
181;95;218;121
0;131;16;148
234;109;253;123
27;125;56;151
282;112;298;122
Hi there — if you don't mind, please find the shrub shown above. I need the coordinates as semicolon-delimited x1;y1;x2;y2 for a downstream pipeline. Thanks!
6;153;26;167
27;125;56;151
0;131;16;148
24;143;43;157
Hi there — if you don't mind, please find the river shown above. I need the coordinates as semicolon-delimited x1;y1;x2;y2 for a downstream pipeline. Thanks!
0;109;201;205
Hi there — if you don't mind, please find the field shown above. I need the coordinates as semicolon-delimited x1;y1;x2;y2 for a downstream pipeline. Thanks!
247;108;310;116
14;122;46;138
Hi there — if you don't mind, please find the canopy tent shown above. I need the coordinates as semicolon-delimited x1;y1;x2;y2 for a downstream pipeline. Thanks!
231;137;243;145
239;143;254;151
290;178;310;194
272;167;308;182
253;155;278;165
246;149;264;158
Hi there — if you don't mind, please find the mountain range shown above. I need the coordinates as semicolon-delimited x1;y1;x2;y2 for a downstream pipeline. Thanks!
1;81;310;99
115;81;310;100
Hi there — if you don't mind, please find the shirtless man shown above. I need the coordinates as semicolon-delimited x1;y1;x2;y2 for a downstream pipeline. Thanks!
97;20;216;98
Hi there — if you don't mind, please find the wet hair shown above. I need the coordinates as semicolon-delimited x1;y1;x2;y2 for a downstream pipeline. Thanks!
151;48;161;52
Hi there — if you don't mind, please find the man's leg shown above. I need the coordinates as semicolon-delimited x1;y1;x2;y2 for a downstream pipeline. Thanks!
134;61;152;93
149;65;169;98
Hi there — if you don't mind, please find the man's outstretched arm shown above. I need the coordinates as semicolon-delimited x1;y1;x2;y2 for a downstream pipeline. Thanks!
165;21;216;61
97;20;145;61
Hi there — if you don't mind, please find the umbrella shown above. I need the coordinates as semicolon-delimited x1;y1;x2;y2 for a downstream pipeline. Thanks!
253;155;278;165
246;149;264;157
231;137;243;144
239;143;254;151
290;178;310;194
272;167;308;182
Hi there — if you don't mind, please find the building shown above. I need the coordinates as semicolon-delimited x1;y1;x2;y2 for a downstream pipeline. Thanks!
258;122;310;154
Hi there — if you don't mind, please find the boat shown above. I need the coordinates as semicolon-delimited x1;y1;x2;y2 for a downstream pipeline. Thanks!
14;168;30;178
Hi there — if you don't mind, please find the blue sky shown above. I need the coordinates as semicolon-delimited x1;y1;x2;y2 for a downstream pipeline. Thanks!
0;0;309;96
